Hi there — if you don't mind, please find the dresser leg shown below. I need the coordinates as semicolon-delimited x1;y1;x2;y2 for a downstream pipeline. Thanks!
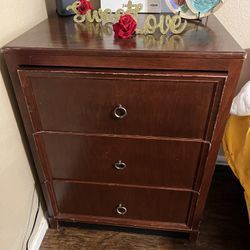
48;217;60;229
189;231;199;242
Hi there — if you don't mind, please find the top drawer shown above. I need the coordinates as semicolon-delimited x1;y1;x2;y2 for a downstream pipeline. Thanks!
18;68;226;140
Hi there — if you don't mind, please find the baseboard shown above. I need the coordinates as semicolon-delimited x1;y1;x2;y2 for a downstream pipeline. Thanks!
29;216;48;250
216;155;228;166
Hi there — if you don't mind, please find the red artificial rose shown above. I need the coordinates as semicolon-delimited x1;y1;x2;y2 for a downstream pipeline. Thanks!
77;0;93;15
113;14;137;39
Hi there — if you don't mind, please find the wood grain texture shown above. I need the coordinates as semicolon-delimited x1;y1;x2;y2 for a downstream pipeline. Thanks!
2;13;245;240
53;181;194;226
18;69;225;140
4;15;244;58
40;168;250;250
35;132;209;189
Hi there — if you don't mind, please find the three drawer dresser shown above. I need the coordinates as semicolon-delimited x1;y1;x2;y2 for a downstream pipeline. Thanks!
2;14;245;240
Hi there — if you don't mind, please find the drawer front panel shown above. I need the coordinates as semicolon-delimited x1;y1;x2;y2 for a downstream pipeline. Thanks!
53;181;194;225
19;69;226;139
35;132;209;189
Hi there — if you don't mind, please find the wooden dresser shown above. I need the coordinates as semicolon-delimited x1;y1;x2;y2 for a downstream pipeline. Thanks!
2;14;245;240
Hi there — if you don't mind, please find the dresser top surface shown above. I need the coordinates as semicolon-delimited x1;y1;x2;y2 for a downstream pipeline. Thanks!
3;14;245;59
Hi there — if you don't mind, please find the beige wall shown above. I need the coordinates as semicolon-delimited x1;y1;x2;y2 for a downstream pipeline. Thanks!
215;0;250;91
215;0;250;49
0;1;48;250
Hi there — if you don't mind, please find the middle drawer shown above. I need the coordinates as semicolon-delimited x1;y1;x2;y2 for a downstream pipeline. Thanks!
34;132;209;189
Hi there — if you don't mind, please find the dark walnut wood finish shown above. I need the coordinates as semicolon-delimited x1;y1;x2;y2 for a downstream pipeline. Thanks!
53;181;194;226
18;69;225;140
2;14;245;241
34;132;209;189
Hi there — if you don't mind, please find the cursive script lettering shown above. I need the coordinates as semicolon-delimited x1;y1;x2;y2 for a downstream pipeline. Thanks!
67;0;141;24
67;1;187;35
136;14;187;35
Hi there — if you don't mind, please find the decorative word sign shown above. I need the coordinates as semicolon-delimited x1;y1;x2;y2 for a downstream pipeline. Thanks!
67;0;187;35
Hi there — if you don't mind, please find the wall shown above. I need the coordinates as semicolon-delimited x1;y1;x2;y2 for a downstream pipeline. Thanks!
0;1;48;250
215;0;250;91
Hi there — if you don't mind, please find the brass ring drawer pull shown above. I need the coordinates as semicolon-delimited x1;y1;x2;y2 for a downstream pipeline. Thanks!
113;104;127;119
114;160;127;170
116;204;127;215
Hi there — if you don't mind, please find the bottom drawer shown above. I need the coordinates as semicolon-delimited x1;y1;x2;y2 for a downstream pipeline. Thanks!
53;181;195;226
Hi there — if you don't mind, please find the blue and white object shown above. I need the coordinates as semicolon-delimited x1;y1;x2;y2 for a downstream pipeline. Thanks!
160;0;171;13
165;0;197;19
231;81;250;116
187;0;221;14
165;0;225;19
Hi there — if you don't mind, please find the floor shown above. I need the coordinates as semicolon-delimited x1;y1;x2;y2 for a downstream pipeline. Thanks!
40;167;250;250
